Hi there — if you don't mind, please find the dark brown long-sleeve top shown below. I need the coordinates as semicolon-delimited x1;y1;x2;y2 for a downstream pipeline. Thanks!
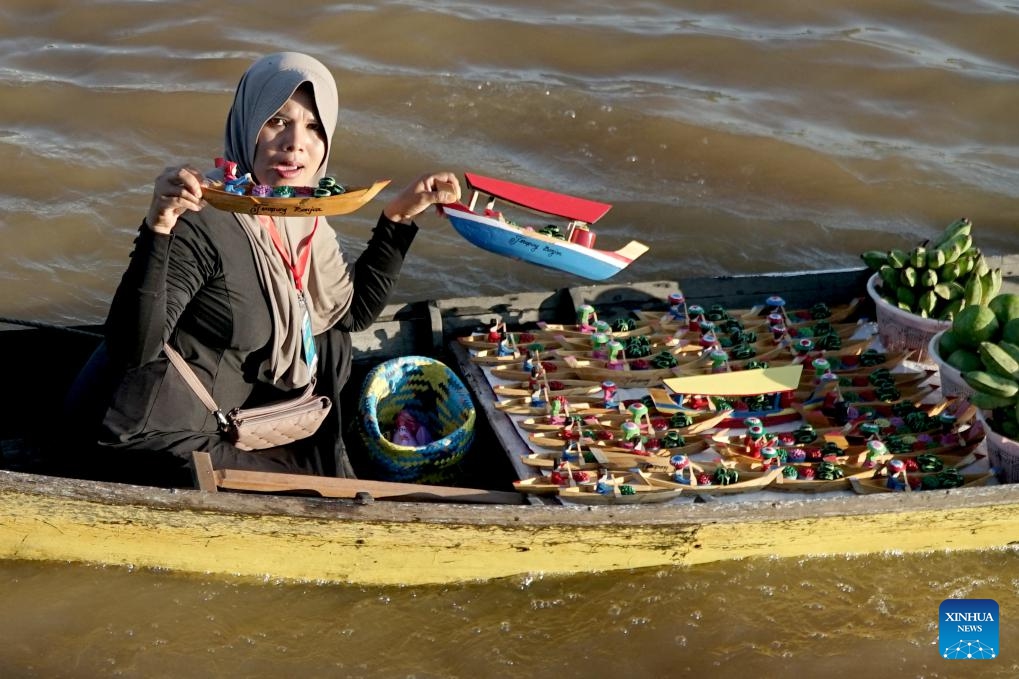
87;207;416;484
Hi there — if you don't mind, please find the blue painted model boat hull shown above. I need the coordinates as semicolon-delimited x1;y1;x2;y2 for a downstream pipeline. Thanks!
442;207;647;281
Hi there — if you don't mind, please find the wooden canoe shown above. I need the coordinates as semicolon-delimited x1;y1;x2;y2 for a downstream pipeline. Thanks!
492;380;606;400
849;472;995;494
518;439;713;472
531;320;657;341
515;407;728;435
203;179;391;217
556;471;685;505
512;476;564;496
511;467;621;496
486;359;578;382
642;463;784;496
633;296;865;330
556;485;685;505
4;262;1019;587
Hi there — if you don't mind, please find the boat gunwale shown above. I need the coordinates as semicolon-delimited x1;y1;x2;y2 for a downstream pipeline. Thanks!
5;467;1019;529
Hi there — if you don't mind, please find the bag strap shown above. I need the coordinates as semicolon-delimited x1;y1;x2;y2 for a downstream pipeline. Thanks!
162;343;318;429
163;342;230;430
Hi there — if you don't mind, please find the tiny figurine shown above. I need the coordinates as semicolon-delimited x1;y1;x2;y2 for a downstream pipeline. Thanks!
606;340;626;370
627;402;652;432
528;363;547;392
577;304;598;332
547;395;570;425
743;423;774;458
590;332;610;359
863;440;888;469
666;291;688;323
708;349;728;374
669;454;694;485
765;295;791;328
496;333;517;357
595;469;619;495
792;338;815;357
487;318;505;343
561;437;584;465
390;409;433;447
619;421;642;450
601;380;618;409
770;322;788;344
760;446;782;469
884;458;909;491
686;304;706;333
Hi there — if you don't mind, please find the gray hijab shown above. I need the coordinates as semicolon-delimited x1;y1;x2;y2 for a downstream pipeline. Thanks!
220;52;354;389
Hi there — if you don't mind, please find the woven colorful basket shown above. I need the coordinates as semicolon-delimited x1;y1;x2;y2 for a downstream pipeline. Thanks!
358;356;476;482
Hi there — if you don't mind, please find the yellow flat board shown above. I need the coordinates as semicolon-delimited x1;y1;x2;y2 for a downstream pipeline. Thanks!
663;364;803;396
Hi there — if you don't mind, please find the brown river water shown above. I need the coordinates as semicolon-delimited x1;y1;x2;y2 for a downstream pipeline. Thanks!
2;0;1019;676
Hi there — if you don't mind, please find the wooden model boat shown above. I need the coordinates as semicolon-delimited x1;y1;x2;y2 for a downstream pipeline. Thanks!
556;471;685;505
511;476;564;496
514;407;728;435
556;485;685;505
493;396;612;417
455;331;562;354
203;179;391;217
4;262;1019;586
768;466;880;493
488;361;579;383
794;369;935;403
512;468;626;496
492;380;605;400
850;471;995;494
519;439;713;472
531;319;657;341
642;463;784;496
439;172;648;280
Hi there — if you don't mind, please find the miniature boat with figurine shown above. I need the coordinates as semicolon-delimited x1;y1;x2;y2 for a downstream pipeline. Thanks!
556;470;686;505
439;172;649;280
850;470;995;494
518;439;713;472
203;177;391;217
4;261;1019;587
642;462;784;496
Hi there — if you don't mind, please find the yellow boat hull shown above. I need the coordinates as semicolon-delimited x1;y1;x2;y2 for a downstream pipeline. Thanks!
4;470;1019;586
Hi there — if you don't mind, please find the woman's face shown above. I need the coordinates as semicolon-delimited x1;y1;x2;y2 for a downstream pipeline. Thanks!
251;85;326;187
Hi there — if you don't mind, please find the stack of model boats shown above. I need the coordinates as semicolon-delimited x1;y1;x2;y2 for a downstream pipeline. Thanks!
463;290;993;502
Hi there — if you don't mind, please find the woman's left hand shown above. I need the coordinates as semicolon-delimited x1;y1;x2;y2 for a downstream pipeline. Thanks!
382;172;461;225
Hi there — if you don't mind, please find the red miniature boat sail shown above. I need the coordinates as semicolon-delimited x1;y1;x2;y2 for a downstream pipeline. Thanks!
465;173;612;224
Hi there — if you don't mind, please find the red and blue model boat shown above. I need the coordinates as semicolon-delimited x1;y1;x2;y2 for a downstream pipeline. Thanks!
439;172;649;280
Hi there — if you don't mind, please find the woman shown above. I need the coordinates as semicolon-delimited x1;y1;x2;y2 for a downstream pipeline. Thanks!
64;52;460;487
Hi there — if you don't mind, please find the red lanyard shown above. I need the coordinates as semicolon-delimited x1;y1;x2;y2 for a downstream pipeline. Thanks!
258;215;319;292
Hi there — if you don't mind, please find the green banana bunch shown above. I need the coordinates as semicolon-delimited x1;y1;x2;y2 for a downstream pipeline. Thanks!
859;217;1001;320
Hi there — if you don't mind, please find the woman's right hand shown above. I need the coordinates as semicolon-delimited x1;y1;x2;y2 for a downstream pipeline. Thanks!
145;166;207;234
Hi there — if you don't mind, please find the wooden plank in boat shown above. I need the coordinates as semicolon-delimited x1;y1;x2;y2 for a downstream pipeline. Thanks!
211;466;525;505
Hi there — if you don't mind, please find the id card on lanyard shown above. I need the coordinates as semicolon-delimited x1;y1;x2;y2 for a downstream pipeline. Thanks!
299;293;318;372
261;215;321;373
